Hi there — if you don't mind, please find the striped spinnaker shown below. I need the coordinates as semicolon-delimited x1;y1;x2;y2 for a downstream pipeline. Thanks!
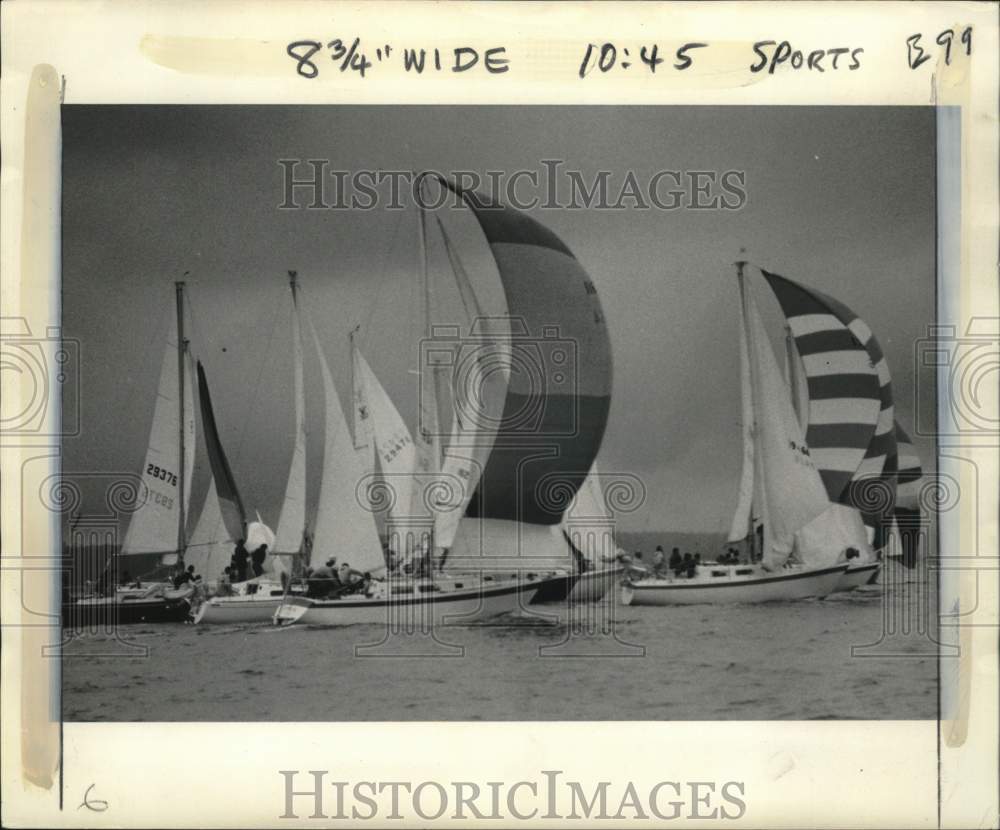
760;270;897;546
436;178;612;526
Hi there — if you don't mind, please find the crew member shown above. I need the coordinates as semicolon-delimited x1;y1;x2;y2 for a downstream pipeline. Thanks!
651;546;667;577
233;539;250;582
251;543;268;578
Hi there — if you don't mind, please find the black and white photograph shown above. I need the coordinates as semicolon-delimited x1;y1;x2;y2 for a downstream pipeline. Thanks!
58;104;939;721
3;3;997;827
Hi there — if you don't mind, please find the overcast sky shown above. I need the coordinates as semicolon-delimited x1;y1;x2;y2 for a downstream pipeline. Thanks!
62;105;936;535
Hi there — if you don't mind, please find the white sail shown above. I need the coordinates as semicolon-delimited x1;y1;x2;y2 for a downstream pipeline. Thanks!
727;289;756;545
743;281;832;570
795;502;873;565
354;348;426;559
350;334;387;541
274;280;307;558
431;215;508;551
185;477;233;582
308;317;385;574
121;307;186;556
562;464;616;566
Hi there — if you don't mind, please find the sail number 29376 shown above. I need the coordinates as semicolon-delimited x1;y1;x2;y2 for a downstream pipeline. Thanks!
146;463;178;487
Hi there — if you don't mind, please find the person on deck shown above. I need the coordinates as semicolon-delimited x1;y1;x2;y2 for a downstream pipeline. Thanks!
651;546;667;577
307;558;339;598
669;547;682;572
217;567;233;596
679;553;693;578
250;544;268;578
233;539;249;582
338;563;364;595
173;564;196;588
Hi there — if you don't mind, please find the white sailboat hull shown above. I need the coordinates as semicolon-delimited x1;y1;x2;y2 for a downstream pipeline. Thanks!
621;563;848;606
274;578;548;627
194;594;287;624
193;579;304;624
833;561;881;592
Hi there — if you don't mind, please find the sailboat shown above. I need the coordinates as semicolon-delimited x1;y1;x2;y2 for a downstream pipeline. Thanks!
407;175;621;604
67;283;198;624
195;273;325;623
622;261;849;606
275;175;620;625
275;326;554;628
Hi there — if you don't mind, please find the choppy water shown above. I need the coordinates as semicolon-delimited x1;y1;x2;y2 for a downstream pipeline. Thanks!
62;571;938;721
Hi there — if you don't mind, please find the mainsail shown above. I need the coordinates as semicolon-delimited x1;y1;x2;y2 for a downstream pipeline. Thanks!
352;346;420;554
307;315;385;573
727;284;756;545
739;272;835;569
185;477;233;583
273;274;308;558
760;270;897;548
350;330;386;542
196;361;247;542
436;178;612;529
121;296;194;559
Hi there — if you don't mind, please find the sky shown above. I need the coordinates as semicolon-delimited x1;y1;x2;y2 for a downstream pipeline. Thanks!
61;105;937;535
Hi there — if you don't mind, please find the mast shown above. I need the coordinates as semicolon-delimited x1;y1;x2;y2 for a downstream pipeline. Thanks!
734;258;757;562
175;279;188;561
349;324;361;447
415;178;440;558
289;269;305;558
